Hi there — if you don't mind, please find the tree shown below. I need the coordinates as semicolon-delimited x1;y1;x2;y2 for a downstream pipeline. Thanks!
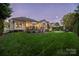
74;5;79;13
74;5;79;36
0;3;11;35
74;19;79;36
62;13;77;32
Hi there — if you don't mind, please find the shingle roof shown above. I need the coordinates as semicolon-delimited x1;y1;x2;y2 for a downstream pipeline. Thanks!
40;19;49;23
9;17;37;22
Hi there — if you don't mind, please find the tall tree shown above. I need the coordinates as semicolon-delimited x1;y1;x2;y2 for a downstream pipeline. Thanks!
74;5;79;13
62;13;76;31
74;5;79;36
0;3;11;35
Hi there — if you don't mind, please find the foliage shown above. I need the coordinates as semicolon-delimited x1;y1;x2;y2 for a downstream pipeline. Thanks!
73;5;79;36
0;3;11;35
74;5;79;13
0;3;11;19
52;26;63;31
0;20;4;35
4;21;10;28
62;13;77;32
74;20;79;36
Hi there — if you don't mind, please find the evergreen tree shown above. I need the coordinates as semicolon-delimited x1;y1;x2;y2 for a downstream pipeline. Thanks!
0;3;11;35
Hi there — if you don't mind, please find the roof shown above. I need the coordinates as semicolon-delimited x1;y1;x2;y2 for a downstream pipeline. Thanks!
40;19;49;23
9;17;37;22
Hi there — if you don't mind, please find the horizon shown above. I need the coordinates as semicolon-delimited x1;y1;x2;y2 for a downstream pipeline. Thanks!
10;3;78;23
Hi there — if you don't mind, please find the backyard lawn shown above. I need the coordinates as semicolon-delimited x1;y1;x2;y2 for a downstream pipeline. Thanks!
0;31;79;56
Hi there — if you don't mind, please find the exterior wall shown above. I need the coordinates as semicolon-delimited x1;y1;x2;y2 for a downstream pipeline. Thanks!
25;21;33;30
34;22;48;32
9;20;15;31
3;20;9;33
7;19;51;32
9;20;28;31
14;21;26;31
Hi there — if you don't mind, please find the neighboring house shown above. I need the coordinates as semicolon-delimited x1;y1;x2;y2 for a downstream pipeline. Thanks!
4;17;52;33
40;19;53;32
51;22;64;31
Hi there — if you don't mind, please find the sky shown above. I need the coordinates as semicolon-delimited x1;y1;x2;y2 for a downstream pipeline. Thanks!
10;3;78;23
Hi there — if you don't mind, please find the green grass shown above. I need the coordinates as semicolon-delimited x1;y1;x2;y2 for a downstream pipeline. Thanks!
0;32;79;56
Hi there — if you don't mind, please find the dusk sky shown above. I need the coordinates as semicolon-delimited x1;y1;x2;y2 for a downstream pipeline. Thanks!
10;3;78;22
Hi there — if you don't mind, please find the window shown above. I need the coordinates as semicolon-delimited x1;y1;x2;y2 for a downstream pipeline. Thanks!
16;21;22;28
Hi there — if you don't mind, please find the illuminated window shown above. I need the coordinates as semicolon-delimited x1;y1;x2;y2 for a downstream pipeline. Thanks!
16;21;22;28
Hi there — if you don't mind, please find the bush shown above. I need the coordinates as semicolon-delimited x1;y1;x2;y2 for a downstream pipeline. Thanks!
52;26;63;31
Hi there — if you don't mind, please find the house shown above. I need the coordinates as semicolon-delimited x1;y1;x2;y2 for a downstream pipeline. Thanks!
51;22;64;31
40;19;52;32
9;17;37;32
4;17;52;33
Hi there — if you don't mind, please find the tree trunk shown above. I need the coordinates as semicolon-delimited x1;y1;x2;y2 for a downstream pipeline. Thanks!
0;19;4;36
